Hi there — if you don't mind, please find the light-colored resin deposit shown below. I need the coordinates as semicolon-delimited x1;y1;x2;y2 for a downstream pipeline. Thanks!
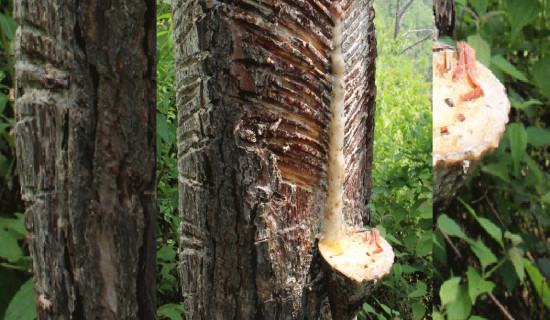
433;44;510;165
319;4;393;283
319;229;394;281
322;12;346;242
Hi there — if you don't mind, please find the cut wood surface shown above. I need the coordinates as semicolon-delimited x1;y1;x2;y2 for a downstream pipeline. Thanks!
433;43;510;209
172;0;382;318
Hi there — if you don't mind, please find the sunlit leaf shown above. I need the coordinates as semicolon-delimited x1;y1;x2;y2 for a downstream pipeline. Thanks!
446;285;472;320
466;267;495;303
508;247;525;282
438;214;469;241
471;240;497;271
467;34;490;66
524;259;550;309
441;277;462;307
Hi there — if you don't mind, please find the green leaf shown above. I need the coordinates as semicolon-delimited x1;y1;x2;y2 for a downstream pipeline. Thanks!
507;123;527;176
0;228;23;262
510;98;542;110
4;280;36;320
508;247;525;282
527;126;550;147
409;281;427;298
469;0;488;15
0;13;16;41
446;285;472;320
0;93;7;114
157;303;185;320
533;56;550;99
466;267;495;303
542;192;550;204
412;301;426;320
471;240;497;271
467;35;490;66
440;277;461;306
438;214;468;241
460;200;504;248
157;245;177;261
504;0;540;39
504;231;523;247
490;55;528;82
416;231;432;257
481;163;510;183
524;258;550;309
477;217;504;248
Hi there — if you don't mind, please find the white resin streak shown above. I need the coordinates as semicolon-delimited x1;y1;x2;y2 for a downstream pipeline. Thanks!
323;10;346;242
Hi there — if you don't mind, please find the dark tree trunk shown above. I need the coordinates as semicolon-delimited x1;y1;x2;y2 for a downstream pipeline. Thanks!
434;0;455;37
172;0;376;318
13;0;157;319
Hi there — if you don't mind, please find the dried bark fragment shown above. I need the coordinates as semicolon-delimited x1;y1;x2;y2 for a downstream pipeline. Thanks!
13;1;157;319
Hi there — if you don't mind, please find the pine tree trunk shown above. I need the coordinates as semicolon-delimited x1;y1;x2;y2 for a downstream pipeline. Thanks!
172;0;377;318
13;1;157;319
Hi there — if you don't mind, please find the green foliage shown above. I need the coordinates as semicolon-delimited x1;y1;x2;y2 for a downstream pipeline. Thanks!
3;280;36;320
435;0;550;318
358;1;433;318
155;0;184;317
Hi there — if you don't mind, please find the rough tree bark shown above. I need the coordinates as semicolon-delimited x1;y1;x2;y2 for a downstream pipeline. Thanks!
13;0;156;319
434;0;455;37
173;0;377;318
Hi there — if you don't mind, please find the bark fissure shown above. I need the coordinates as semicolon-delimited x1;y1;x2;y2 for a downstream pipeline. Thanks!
173;0;376;318
14;1;157;319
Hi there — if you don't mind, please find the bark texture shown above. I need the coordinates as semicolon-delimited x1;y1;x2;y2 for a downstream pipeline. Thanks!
173;0;376;318
434;0;455;37
13;1;156;319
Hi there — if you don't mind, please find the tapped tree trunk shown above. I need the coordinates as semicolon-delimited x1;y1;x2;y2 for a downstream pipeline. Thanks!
13;0;156;319
172;0;377;318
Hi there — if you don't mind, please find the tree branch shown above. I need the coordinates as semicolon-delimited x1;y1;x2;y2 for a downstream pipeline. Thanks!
401;33;432;53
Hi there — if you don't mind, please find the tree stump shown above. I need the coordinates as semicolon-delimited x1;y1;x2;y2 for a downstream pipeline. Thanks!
433;42;510;210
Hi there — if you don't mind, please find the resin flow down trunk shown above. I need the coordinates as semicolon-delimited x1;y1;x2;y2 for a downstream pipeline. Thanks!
172;0;393;318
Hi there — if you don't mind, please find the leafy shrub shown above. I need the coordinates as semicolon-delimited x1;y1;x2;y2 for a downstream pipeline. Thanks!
434;1;550;319
358;0;433;319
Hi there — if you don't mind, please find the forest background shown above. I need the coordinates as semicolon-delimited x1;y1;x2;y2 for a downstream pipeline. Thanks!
0;0;432;319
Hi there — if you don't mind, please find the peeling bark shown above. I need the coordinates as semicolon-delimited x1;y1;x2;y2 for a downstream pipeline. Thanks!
13;1;157;319
172;0;377;318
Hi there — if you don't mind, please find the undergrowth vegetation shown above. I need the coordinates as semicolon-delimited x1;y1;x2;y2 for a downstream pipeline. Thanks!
359;0;433;319
434;1;550;319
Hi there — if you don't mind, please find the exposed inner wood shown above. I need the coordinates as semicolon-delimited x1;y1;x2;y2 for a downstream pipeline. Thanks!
323;6;346;242
318;0;393;304
433;42;510;207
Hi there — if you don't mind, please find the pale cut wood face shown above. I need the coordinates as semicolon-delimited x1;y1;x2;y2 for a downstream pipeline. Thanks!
433;45;510;166
319;229;394;282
